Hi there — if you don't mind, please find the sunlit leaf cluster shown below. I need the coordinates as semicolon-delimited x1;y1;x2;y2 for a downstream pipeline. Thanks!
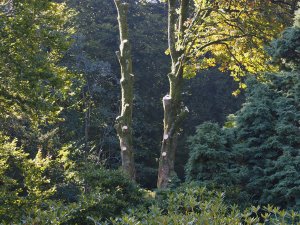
180;0;287;93
0;132;55;221
0;0;81;125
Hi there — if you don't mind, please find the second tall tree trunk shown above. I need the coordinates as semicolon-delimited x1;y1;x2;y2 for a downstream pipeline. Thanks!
157;0;189;188
114;0;135;180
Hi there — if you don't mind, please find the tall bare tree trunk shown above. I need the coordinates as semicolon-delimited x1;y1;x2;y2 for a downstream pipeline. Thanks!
157;0;189;188
114;0;136;180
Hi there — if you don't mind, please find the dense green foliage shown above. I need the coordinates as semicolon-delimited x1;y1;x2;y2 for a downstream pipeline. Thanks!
232;74;300;208
0;0;83;167
268;8;300;71
0;0;299;223
0;133;55;222
186;11;300;209
53;165;144;225
110;184;300;225
187;73;300;208
0;143;144;224
185;122;232;185
0;0;79;124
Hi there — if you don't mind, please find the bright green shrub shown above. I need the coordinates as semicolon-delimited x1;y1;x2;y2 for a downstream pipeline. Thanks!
0;133;55;223
0;136;145;224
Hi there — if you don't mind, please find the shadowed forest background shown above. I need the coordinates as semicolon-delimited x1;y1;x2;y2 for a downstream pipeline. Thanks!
0;0;299;224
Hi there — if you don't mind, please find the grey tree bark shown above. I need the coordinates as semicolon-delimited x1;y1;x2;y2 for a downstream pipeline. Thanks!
157;0;189;188
114;0;136;180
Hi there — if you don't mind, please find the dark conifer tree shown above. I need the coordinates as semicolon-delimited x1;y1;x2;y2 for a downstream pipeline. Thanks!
186;8;300;208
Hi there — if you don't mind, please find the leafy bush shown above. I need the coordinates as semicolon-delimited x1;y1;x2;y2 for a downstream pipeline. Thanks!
0;135;145;224
60;164;145;224
110;184;300;225
18;164;145;224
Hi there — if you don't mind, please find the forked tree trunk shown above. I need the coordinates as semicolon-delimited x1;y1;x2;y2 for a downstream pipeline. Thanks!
157;0;189;188
114;0;136;180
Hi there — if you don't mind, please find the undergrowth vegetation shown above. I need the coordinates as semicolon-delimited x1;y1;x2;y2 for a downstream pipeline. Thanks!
110;184;300;225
